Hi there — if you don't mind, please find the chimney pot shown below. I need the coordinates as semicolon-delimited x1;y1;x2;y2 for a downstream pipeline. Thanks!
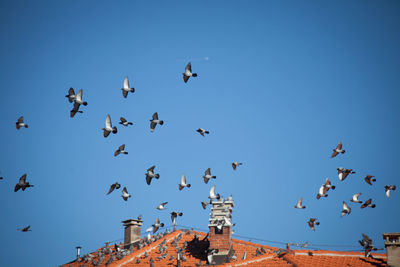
76;246;81;260
122;219;143;249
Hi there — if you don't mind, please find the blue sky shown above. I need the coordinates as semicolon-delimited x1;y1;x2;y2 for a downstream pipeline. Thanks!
0;0;399;266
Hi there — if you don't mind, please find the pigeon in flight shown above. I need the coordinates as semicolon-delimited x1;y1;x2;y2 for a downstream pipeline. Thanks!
331;142;345;158
359;234;376;258
65;88;76;103
102;114;118;137
152;218;164;234
316;178;335;199
121;187;131;201
119;117;133;127
294;197;306;209
203;168;216;184
16;116;28;130
337;167;355;181
350;193;362;203
384;185;396;198
145;166;160;185
196;128;209;136
361;198;376;209
307;218;320;231
183;62;197;83
14;174;34;192
156;202;168;210
170;211;183;226
17;225;31;232
121;76;135;98
74;89;88;106
70;103;83;118
209;185;220;202
201;201;209;209
114;144;128;157
232;162;243;170
364;175;376;185
341;201;351;217
107;182;121;195
178;174;191;190
150;112;164;132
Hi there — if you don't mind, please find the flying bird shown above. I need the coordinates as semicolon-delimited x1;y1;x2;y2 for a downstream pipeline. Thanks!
183;62;197;83
307;218;320;231
17;225;31;232
209;185;220;202
316;178;335;199
70;103;83;118
232;162;243;170
156;202;168;210
121;76;135;98
102;114;118;137
145;166;160;185
179;174;191;190
16;116;28;130
65;88;76;103
384;185;396;198
350;193;362;203
152;218;164;233
170;211;183;225
119;117;133;127
201;201;209;209
114;144;128;157
341;201;351;217
331;142;345;158
359;234;376;258
107;182;121;195
364;175;376;185
203;168;216;184
294;197;306;209
337;167;355;181
150;112;164;132
14;174;34;192
361;198;376;209
121;187;131;201
74;89;88;106
196;128;209;136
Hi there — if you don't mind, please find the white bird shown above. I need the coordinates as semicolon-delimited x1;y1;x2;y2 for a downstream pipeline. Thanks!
146;227;153;233
350;193;362;203
121;187;131;201
385;185;396;198
179;174;191;190
102;114;118;137
121;76;135;98
341;201;351;217
294;197;306;209
156;202;168;210
223;216;232;226
183;62;197;83
74;89;88;106
209;185;220;202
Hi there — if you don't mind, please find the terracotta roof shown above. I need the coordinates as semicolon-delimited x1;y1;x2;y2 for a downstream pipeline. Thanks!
61;230;387;267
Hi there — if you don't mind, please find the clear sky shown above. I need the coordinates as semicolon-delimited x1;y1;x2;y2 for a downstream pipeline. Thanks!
0;1;399;266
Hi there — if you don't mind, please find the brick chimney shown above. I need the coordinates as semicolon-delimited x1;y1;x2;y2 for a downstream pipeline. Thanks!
207;197;234;265
383;233;400;267
122;219;143;249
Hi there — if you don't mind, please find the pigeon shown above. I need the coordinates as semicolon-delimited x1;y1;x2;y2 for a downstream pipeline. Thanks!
170;211;183;225
178;174;191;190
350;193;362;203
364;175;376;185
341;201;351;217
150;112;163;132
361;198;376;209
331;142;345;158
145;166;160;185
359;234;376;258
232;162;243;170
152;218;164;233
14;174;34;192
337;167;355;181
70;103;83;118
307;218;320;231
119;117;133;127
17;225;31;232
121;187;131;201
182;62;197;83
196;128;209;136
156;202;168;210
114;144;128;157
316;178;335;199
209;185;220;202
65;88;76;103
74;89;88;106
201;201;209;209
102;114;118;137
384;185;396;198
294;197;306;209
121;76;135;98
16;116;28;130
107;182;121;195
203;168;216;184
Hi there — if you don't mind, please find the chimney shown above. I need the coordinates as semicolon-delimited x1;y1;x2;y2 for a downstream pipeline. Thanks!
207;197;234;265
76;246;81;261
122;219;143;249
383;233;400;267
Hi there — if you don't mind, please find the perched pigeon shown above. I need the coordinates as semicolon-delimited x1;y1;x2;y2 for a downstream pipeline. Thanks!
107;182;121;195
65;88;76;103
316;178;335;199
361;198;376;209
152;218;164;233
170;211;183;225
209;185;220;202
331;142;345;158
145;166;160;185
350;193;362;203
201;201;209;209
157;202;168;210
341;201;351;217
17;225;31;232
179;174;191;190
203;168;216;184
121;76;135;98
196;128;209;137
16;116;28;130
294;197;306;209
364;175;376;185
102;114;118;137
232;162;243;170
150;112;163;132
114;144;128;157
359;234;376;258
337;167;355;181
307;218;320;231
119;117;133;127
14;174;34;192
384;185;396;198
183;62;197;83
121;187;131;201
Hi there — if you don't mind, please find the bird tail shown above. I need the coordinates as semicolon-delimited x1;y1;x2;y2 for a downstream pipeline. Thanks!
130;88;135;93
159;121;164;125
192;73;197;77
372;179;376;182
342;150;346;154
160;223;164;227
112;127;118;134
155;174;160;179
119;122;123;125
393;185;397;190
25;124;29;128
331;185;336;190
205;131;209;134
123;152;128;154
179;212;183;216
187;184;191;188
211;176;216;179
128;122;133;125
216;194;220;199
315;222;320;225
371;204;376;208
83;102;88;106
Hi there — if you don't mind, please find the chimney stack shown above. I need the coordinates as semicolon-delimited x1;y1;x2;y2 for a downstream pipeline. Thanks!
76;246;81;261
383;233;400;267
122;219;143;249
207;196;234;265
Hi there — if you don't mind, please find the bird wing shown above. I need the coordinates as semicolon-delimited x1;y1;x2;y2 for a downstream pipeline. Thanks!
122;90;128;98
147;166;156;172
153;112;159;120
124;77;129;88
150;121;156;131
76;89;82;101
205;168;211;176
297;197;303;206
364;177;372;185
343;201;350;211
104;129;110;138
386;187;391;198
18;116;24;123
186;62;192;73
68;87;75;96
19;174;27;184
106;114;112;128
120;117;127;123
183;74;189;83
325;178;331;186
181;174;186;185
232;163;237;170
114;149;120;157
331;151;339;158
119;144;125;151
353;193;361;201
146;175;152;185
107;184;116;194
203;177;210;184
122;187;128;194
210;185;216;197
336;142;342;150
